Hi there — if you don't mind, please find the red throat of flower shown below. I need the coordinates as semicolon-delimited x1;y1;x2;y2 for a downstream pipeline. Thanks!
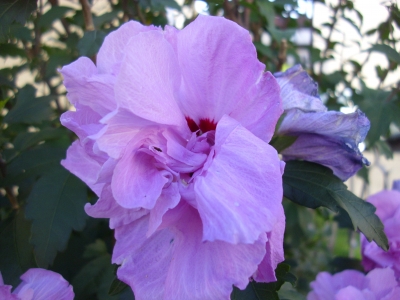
186;117;217;134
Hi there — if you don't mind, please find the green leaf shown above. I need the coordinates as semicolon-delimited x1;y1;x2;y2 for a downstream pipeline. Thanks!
0;0;37;39
278;283;306;300
270;135;297;153
0;97;9;109
152;0;181;11
25;167;88;268
374;140;393;159
0;43;26;57
78;30;107;57
230;263;296;300
38;6;72;28
358;92;396;145
0;210;37;286
72;254;117;300
84;239;108;259
108;278;129;296
368;44;400;64
3;85;54;124
3;146;66;186
283;161;388;250
13;128;66;152
257;0;275;25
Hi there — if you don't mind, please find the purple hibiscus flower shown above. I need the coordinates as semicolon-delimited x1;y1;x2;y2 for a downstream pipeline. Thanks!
361;180;400;279
274;65;370;181
61;15;285;299
308;268;400;300
0;268;74;300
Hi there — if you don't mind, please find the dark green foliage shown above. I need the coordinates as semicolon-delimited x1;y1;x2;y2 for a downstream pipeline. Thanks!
78;30;107;57
0;210;37;286
283;161;388;251
25;167;88;268
0;0;37;39
231;263;297;300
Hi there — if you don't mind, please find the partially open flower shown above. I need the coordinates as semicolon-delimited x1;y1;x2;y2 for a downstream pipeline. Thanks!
361;180;400;279
275;65;370;181
0;269;74;300
61;15;285;299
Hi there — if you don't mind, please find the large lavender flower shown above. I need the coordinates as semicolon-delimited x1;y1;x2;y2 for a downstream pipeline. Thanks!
61;15;285;299
361;180;400;278
308;268;400;300
275;65;370;181
0;269;74;300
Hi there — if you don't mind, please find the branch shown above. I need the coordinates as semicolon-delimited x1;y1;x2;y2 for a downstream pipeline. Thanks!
132;0;146;24
79;0;95;31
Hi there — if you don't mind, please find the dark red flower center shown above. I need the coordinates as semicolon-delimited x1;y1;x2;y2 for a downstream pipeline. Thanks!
185;117;217;135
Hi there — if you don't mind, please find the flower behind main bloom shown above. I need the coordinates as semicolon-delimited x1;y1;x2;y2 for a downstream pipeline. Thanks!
61;15;285;299
274;65;370;181
0;268;74;300
308;268;400;300
361;180;400;279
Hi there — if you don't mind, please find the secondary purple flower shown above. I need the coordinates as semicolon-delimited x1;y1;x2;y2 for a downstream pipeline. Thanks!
361;180;400;278
274;65;370;181
0;268;74;300
60;15;285;299
308;268;400;300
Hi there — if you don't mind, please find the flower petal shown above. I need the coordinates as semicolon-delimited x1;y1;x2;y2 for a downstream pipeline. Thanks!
229;72;283;142
194;115;283;244
85;185;148;229
97;21;159;75
274;64;326;112
253;205;285;282
111;145;169;209
60;57;116;116
367;268;399;299
176;15;265;123
13;268;74;300
279;109;370;180
60;106;103;141
61;140;104;196
115;30;186;129
113;203;267;300
95;108;156;159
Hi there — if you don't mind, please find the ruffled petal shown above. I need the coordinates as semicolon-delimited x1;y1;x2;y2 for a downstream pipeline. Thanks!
274;64;326;112
61;140;104;196
194;115;283;244
253;205;285;282
335;286;368;300
60;57;116;116
85;185;148;229
112;215;175;300
60;106;103;142
279;109;370;180
111;146;170;209
0;286;17;300
13;268;74;300
147;182;181;236
115;30;186;129
366;268;398;299
113;203;267;300
95;108;156;159
229;72;283;142
97;21;160;75
176;15;265;123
